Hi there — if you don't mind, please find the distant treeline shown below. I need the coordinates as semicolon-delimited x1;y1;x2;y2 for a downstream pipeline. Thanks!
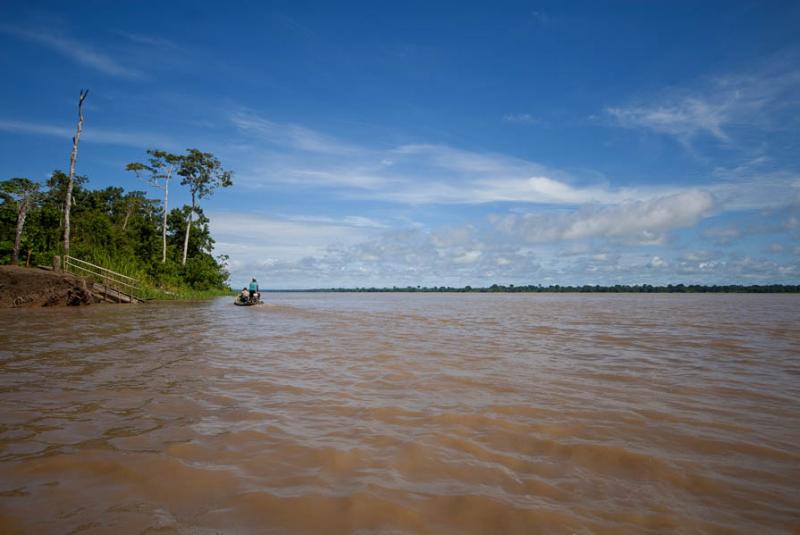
270;284;800;293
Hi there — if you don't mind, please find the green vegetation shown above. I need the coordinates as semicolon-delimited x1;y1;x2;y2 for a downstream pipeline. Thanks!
0;148;233;298
287;283;800;293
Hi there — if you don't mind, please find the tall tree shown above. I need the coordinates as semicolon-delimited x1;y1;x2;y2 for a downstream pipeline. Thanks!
0;178;40;264
126;149;181;263
177;149;232;266
63;89;88;262
120;191;147;231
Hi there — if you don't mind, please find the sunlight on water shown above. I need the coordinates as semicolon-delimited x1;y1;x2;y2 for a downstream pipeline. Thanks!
1;294;799;533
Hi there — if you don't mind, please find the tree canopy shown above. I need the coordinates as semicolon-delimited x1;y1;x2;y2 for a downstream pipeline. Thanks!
1;155;232;293
177;148;233;265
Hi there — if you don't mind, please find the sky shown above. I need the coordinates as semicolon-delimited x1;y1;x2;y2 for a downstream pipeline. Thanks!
1;1;799;289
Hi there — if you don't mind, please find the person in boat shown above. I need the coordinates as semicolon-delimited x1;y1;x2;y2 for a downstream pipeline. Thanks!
240;287;250;303
248;278;260;303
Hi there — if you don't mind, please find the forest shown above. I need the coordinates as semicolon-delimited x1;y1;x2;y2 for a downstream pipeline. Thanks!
0;147;233;296
297;283;800;293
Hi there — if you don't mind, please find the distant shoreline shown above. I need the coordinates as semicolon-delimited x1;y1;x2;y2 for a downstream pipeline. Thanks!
262;284;800;293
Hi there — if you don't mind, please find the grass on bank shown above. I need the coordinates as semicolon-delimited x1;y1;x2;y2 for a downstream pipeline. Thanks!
136;285;234;301
61;249;233;301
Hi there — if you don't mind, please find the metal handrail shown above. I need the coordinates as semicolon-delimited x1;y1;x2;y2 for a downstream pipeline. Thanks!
64;255;142;301
66;263;140;291
65;256;139;283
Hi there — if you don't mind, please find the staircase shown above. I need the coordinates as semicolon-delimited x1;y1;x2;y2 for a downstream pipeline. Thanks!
64;255;143;304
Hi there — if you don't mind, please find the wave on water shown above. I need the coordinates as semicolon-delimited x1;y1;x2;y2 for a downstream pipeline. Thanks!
0;293;798;533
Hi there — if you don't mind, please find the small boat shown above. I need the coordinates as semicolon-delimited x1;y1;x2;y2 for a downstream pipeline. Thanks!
234;295;262;306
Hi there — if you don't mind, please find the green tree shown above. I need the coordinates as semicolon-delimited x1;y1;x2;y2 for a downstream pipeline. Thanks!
46;170;88;238
177;149;232;266
0;178;41;264
126;149;182;263
167;205;215;259
1;156;232;293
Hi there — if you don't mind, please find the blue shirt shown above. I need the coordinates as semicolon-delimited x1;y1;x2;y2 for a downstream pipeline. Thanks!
249;281;258;292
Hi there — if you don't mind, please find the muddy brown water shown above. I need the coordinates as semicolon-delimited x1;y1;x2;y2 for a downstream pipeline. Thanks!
0;293;798;533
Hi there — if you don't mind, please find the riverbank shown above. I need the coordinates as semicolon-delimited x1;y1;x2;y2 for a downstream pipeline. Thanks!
0;265;233;307
0;265;98;307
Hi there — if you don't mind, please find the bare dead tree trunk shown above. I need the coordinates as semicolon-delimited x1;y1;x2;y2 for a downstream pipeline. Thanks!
181;192;194;266
122;208;131;231
64;89;88;263
181;214;191;266
122;200;134;231
11;199;29;265
162;168;172;263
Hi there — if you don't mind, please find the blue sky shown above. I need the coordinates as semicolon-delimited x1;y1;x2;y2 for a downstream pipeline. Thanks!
1;1;798;288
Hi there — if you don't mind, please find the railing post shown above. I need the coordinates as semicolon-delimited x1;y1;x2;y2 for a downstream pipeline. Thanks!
60;255;142;303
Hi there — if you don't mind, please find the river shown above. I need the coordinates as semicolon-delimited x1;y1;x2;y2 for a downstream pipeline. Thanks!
1;293;799;533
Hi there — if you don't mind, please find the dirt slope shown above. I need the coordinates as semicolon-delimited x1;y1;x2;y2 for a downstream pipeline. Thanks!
0;265;99;307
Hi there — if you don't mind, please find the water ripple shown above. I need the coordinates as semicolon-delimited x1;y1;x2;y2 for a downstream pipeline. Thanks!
1;294;799;533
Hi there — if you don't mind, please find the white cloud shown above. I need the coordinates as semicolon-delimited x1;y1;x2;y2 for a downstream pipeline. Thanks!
230;112;361;154
453;250;482;264
503;113;539;124
211;212;379;252
729;256;797;280
648;256;667;268
219;222;503;288
473;175;623;204
0;120;69;139
703;226;741;244
0;119;177;149
282;168;390;190
213;111;799;287
493;190;715;244
216;210;798;288
227;121;677;205
607;98;730;142
0;25;140;78
114;31;178;50
227;111;800;212
272;214;388;229
209;211;387;285
709;163;800;211
606;55;800;146
680;251;715;263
